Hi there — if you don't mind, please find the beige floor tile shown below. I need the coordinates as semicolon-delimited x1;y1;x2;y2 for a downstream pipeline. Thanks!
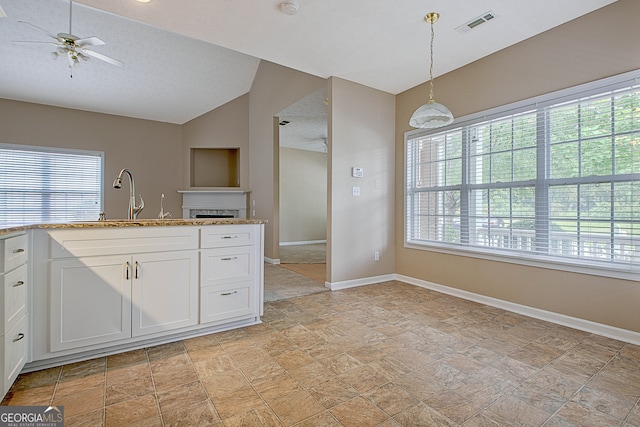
308;377;359;409
156;380;209;414
222;404;281;427
104;393;160;427
105;374;154;406
64;408;104;427
392;401;456;426
362;382;420;417
160;398;221;427
5;280;639;426
329;396;389;427
482;394;552;426
106;349;148;369
209;385;264;419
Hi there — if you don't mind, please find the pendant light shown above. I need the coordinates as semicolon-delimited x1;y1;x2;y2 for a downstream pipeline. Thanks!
409;12;454;129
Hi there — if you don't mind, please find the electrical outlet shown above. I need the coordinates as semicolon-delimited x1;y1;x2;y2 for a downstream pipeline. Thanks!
352;186;360;196
374;251;380;261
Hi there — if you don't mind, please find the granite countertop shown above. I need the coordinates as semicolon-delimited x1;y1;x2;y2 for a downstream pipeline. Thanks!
0;218;267;237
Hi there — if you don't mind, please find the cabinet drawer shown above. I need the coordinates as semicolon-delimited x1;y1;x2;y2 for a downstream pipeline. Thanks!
200;225;257;248
49;227;198;258
1;234;28;273
2;264;27;334
201;246;255;287
3;315;27;396
200;282;255;324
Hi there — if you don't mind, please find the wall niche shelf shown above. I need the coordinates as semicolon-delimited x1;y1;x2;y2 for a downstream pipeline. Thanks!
190;148;239;187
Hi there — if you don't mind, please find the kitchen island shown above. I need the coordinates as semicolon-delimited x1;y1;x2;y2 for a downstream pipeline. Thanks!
0;219;265;397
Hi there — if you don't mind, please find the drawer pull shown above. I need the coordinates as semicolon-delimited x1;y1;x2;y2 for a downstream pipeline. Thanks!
220;257;238;261
13;333;25;342
221;291;238;296
12;248;25;254
13;280;25;287
221;235;238;239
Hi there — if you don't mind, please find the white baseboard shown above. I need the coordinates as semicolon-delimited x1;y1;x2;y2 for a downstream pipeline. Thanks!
327;274;396;291
280;240;327;246
395;274;640;346
264;257;280;265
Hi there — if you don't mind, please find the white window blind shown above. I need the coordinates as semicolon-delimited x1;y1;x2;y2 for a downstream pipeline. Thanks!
406;72;640;275
0;144;103;227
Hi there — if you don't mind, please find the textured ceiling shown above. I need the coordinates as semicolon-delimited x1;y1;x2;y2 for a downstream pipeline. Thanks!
0;0;618;147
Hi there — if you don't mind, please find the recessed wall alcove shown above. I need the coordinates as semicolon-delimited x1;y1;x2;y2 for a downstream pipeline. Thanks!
190;148;239;187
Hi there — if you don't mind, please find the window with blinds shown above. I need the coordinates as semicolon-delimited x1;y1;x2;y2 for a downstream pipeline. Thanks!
0;144;103;227
405;71;640;276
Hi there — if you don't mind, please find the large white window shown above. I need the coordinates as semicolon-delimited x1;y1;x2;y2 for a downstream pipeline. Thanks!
405;71;640;277
0;144;103;227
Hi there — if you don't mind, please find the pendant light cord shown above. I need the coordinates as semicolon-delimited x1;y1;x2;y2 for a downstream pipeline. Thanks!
429;19;435;102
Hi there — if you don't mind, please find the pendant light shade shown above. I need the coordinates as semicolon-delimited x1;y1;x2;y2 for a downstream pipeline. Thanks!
410;12;454;129
409;100;454;128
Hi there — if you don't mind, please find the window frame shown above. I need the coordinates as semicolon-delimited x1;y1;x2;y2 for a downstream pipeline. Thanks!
0;143;104;227
404;70;640;282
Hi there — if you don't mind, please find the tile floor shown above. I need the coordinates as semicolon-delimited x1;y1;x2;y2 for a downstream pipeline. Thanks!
3;280;640;426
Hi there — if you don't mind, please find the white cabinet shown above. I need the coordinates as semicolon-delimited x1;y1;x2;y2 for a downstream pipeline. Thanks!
200;225;262;325
1;233;29;397
48;227;199;352
131;251;198;337
27;223;264;370
50;256;132;351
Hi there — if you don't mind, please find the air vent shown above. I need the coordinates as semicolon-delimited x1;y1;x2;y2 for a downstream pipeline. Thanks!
456;11;497;34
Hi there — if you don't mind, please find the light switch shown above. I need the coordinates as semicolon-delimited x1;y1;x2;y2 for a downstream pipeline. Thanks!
352;186;360;196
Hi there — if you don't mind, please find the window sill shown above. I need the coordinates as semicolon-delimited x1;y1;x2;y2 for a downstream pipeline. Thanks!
404;240;640;282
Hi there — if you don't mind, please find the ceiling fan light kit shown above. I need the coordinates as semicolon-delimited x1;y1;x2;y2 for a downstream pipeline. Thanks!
410;12;454;129
15;0;124;77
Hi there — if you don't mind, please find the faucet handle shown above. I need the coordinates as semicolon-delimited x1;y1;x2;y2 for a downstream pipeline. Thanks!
135;195;144;214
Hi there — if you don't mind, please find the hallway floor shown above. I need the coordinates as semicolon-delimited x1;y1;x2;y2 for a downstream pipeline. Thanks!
2;281;639;426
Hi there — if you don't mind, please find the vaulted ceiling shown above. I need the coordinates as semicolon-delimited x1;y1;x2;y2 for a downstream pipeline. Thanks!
0;0;617;128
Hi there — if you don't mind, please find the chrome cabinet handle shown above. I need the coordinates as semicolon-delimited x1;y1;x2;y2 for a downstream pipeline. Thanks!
13;333;25;342
221;291;238;296
13;280;25;287
135;261;140;279
220;257;238;261
221;235;238;239
13;248;25;254
125;262;130;280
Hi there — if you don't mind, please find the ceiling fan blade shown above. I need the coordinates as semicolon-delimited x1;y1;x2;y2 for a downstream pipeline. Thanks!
75;36;105;47
12;40;57;46
80;48;124;67
18;21;58;40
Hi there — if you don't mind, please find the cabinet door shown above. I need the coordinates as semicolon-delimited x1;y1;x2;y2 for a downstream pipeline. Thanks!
131;251;199;337
50;256;132;352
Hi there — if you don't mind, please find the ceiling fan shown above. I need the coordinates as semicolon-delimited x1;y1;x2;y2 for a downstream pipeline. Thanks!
13;0;124;77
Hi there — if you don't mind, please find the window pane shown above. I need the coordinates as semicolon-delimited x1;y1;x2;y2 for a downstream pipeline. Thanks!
406;77;640;273
0;145;103;227
582;138;612;176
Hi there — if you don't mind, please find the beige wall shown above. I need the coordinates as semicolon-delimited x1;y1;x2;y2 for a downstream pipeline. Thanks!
395;0;640;332
248;60;326;260
279;147;327;243
182;94;250;190
329;77;395;283
0;99;183;220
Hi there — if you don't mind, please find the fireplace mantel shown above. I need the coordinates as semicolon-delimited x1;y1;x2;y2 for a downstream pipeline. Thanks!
179;189;250;219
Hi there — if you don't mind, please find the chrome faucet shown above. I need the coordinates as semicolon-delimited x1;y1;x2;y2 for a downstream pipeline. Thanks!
112;168;144;220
